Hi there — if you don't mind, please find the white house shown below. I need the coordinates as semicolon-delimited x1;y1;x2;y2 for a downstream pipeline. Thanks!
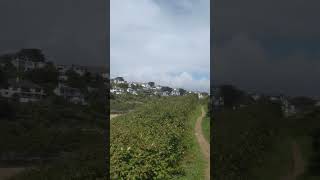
269;96;280;102
56;64;69;74
71;65;87;76
110;87;124;95
56;64;87;77
127;88;138;95
280;96;296;117
101;72;109;79
53;83;87;105
161;91;170;96
198;92;208;99
11;58;46;72
0;78;45;103
141;83;151;89
251;94;261;101
171;88;181;96
213;96;224;108
58;74;68;81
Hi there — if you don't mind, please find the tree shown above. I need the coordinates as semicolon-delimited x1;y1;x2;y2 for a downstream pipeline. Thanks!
114;77;124;81
291;96;316;110
219;85;244;108
148;82;155;87
17;49;45;62
161;86;173;93
24;65;58;85
66;69;86;89
118;83;128;89
178;88;187;96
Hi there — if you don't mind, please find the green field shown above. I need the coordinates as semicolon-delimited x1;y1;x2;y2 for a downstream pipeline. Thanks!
111;95;208;179
212;101;320;180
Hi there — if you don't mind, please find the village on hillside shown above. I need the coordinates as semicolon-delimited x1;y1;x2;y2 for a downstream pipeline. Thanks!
0;49;109;106
211;85;320;117
110;76;209;99
0;49;108;178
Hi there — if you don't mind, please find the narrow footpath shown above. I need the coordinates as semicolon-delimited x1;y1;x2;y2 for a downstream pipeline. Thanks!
195;107;210;180
282;140;305;180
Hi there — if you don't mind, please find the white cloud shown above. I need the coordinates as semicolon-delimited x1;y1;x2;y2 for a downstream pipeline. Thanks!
111;0;209;92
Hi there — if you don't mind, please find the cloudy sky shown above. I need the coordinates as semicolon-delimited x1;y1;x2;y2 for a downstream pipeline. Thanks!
111;0;210;92
213;0;320;97
0;0;107;67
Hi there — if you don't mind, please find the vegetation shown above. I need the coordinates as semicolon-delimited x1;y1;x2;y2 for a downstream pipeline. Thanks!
0;49;108;179
110;94;158;113
110;95;202;179
212;102;293;179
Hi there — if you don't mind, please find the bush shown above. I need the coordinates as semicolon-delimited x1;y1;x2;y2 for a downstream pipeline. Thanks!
110;96;198;179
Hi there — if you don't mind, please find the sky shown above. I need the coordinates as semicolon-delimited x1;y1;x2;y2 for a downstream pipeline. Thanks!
0;0;107;67
111;0;210;92
213;0;320;97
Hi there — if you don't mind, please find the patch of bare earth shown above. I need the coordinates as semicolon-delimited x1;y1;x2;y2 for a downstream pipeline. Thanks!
281;141;305;180
195;107;210;180
110;114;120;119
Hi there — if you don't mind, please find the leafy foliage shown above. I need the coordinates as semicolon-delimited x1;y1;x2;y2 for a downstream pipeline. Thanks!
111;96;199;179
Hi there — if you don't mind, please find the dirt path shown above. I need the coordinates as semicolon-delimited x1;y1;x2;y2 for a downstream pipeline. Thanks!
281;141;305;180
110;114;120;119
195;107;210;180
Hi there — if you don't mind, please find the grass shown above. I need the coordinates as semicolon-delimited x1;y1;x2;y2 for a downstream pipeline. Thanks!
251;136;292;180
174;105;206;180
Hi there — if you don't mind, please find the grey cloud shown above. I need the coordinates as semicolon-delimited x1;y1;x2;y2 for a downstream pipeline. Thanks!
0;0;107;66
213;33;320;96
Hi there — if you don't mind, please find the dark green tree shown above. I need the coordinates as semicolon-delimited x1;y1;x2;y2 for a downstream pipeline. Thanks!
17;49;46;62
219;85;244;108
66;69;86;89
148;82;155;87
178;88;187;96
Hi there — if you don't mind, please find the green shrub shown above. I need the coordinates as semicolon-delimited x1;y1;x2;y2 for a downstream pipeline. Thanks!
111;96;198;179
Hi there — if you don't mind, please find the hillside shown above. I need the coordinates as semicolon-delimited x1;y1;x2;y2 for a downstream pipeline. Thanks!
110;95;209;179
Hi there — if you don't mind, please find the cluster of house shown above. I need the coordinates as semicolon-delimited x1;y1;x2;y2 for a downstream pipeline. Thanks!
0;57;109;105
110;77;208;99
210;87;299;116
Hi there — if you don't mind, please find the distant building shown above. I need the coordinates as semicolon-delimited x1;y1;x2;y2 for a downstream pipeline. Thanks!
101;72;109;79
269;96;280;102
53;83;87;105
198;92;208;99
161;91;169;96
127;88;138;95
213;96;224;105
110;87;124;95
56;64;87;77
280;96;296;117
71;65;87;76
141;83;151;90
0;78;45;103
171;88;181;96
11;58;46;72
251;94;261;101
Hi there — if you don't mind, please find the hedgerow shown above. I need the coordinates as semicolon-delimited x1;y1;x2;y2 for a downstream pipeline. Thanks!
110;95;199;179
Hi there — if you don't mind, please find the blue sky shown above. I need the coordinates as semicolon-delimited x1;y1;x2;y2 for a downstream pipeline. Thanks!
110;0;210;92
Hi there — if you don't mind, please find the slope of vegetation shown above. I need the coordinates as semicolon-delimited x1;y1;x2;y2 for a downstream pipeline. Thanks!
110;94;156;113
0;98;107;180
110;95;202;179
212;102;293;179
